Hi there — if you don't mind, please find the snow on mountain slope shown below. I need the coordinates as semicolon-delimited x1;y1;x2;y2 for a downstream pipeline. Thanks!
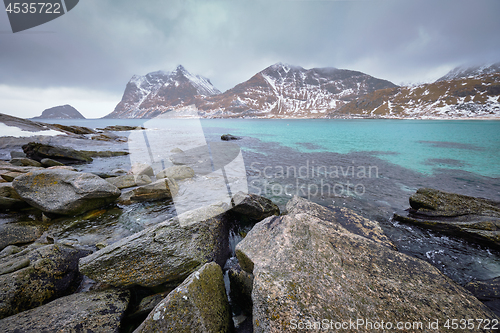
104;65;220;119
336;72;500;119
197;63;398;118
437;63;500;82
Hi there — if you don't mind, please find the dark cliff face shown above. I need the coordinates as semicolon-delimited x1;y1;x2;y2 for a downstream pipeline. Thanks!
32;105;85;119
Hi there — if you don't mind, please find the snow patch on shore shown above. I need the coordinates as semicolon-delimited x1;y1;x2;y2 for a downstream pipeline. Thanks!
0;123;64;137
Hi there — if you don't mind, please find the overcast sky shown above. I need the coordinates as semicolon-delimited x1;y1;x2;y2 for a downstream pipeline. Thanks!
1;0;499;118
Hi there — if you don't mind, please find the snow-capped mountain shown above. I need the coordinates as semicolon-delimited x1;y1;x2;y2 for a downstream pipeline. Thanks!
197;63;397;118
104;65;220;118
436;62;500;82
32;105;85;119
336;71;500;119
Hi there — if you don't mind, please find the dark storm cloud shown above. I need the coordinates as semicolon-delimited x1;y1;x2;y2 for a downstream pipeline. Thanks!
0;0;499;116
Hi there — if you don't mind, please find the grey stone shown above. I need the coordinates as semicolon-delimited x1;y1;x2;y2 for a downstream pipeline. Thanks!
9;158;42;167
134;262;232;333
10;151;26;159
79;203;231;288
0;223;45;250
235;196;498;332
231;191;280;222
12;169;121;215
118;178;179;204
131;163;154;177
0;243;91;319
0;289;130;333
40;158;65;167
157;165;195;180
106;174;152;189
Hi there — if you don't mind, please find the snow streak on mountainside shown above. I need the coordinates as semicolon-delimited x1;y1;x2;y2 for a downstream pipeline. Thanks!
197;63;398;118
104;65;220;118
336;72;500;119
437;62;500;82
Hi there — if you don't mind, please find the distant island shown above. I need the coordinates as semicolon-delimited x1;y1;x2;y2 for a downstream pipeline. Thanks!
32;105;85;120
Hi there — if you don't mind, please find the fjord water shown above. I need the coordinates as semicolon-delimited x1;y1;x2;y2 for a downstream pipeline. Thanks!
38;118;500;285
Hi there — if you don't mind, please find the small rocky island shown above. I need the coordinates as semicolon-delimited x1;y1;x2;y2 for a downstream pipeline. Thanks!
0;135;500;331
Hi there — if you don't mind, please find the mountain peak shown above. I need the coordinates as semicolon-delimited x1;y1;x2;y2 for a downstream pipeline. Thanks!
437;62;500;82
32;104;85;119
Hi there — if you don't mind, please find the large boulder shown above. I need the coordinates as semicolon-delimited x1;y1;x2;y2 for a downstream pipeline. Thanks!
0;243;90;319
235;196;498;332
230;191;280;222
131;163;154;177
134;262;232;333
118;178;179;204
0;289;129;332
12;169;121;215
22;142;94;163
393;188;500;248
156;165;195;180
466;277;500;317
79;203;231;288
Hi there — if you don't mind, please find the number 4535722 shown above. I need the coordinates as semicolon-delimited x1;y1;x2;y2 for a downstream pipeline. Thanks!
5;3;62;14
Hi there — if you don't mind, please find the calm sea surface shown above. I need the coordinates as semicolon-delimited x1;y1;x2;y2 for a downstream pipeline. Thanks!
30;119;500;284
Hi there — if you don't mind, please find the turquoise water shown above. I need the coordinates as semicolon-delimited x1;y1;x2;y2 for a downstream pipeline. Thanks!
199;119;500;178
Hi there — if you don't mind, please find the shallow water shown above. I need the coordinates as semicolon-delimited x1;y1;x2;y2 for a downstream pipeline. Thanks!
3;118;500;286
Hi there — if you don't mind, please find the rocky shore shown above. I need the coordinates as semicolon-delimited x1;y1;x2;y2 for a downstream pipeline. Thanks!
1;136;500;331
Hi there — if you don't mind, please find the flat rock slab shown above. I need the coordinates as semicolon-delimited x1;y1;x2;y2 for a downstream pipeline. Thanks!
0;289;130;333
79;203;230;288
157;165;195;180
0;243;91;319
106;174;152;189
13;169;121;215
118;178;179;204
236;196;498;332
394;188;500;248
134;262;232;333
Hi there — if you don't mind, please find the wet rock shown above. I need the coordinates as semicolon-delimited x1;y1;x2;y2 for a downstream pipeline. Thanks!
0;289;130;332
40;158;64;167
235;196;498;332
131;163;155;177
22;142;94;164
134;262;232;333
12;169;121;215
106;174;152;189
0;222;45;250
466;277;500;316
156;165;195;180
393;188;500;248
230;192;280;222
221;134;241;141
118;178;178;204
0;243;91;319
228;261;253;316
286;195;396;249
9;158;42;167
79;203;231;288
